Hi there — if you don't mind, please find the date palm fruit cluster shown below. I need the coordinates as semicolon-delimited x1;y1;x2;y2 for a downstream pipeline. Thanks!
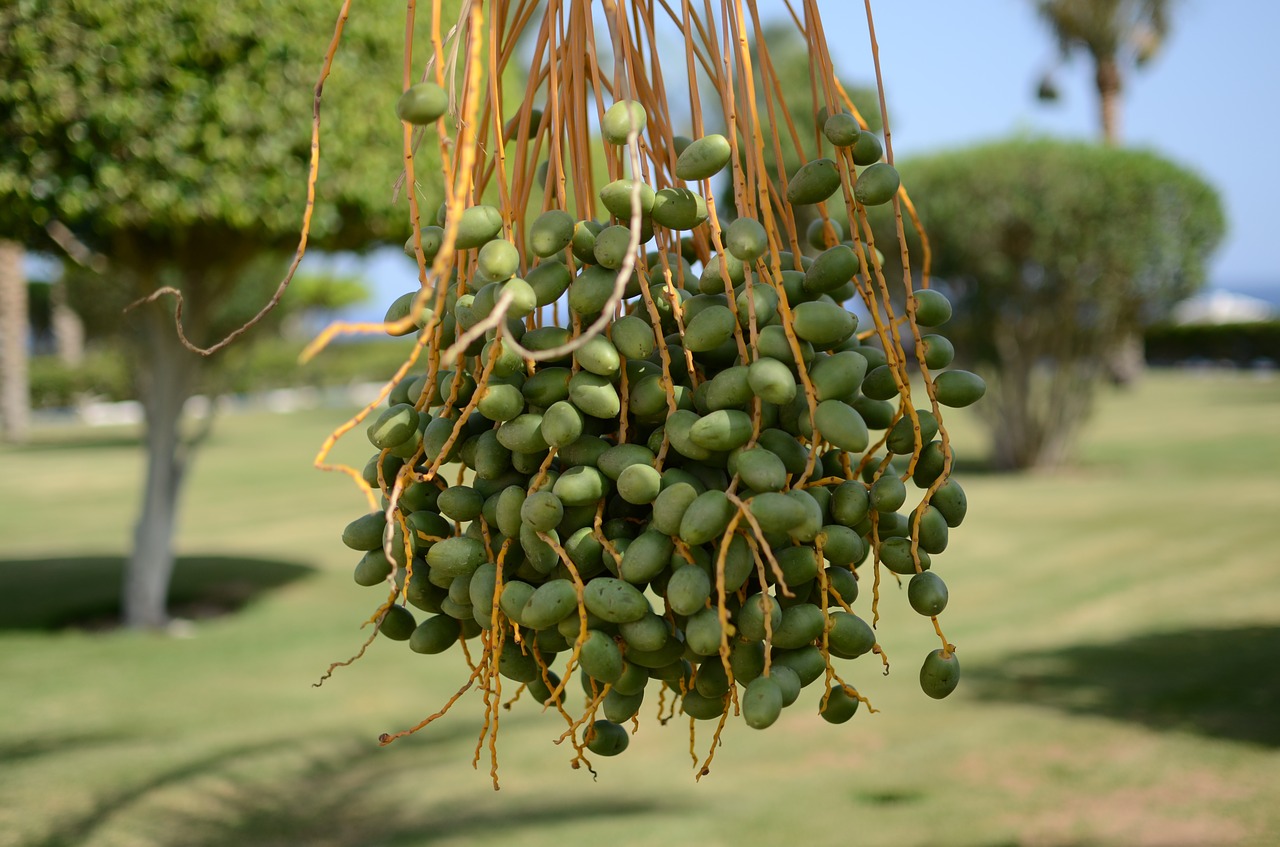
338;76;984;770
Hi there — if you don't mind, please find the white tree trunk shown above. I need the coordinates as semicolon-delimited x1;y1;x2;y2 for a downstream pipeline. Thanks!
123;306;200;628
0;240;29;443
51;278;85;366
1106;331;1146;387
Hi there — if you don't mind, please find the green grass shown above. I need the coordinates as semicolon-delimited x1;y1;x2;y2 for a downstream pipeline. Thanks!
2;371;1278;847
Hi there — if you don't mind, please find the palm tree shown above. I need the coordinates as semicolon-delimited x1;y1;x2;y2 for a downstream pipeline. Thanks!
1035;0;1171;145
1033;1;1174;385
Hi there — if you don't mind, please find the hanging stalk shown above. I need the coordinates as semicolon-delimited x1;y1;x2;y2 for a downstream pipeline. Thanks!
296;0;984;788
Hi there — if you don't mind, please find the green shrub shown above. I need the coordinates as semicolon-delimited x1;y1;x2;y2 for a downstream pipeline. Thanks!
875;138;1225;468
29;350;132;409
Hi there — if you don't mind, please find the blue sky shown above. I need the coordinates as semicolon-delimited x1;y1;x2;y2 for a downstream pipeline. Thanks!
815;0;1279;290
22;2;1277;317
330;0;1278;322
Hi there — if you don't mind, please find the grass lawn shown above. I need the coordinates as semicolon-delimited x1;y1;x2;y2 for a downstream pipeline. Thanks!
1;370;1278;847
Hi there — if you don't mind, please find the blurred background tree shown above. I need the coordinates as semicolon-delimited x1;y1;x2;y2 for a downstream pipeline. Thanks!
879;139;1224;469
0;0;454;628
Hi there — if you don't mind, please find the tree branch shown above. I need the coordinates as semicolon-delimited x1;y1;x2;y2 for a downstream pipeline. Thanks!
45;220;108;273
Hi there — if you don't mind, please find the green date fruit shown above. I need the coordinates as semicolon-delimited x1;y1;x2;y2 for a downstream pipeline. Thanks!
908;571;949;616
529;209;575;257
396;82;448;125
920;648;960;699
725;217;768;263
378;605;417;641
934;370;987;408
912;288;953;327
409;614;461;654
602;100;648;145
854;162;900;206
823;113;861;147
583;577;651;623
651;187;708;229
820;685;861;724
787;158;841;205
675;134;732;180
742;676;785;729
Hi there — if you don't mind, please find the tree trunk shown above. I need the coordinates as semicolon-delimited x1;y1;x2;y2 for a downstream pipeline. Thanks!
51;278;85;366
1105;330;1145;386
123;303;201;629
0;240;30;443
1094;55;1146;384
1095;55;1122;147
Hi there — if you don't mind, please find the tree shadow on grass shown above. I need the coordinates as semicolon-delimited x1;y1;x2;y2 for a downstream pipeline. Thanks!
0;730;136;764
0;555;316;630
25;737;305;847
966;625;1280;747
178;737;672;847
25;726;675;847
21;729;445;847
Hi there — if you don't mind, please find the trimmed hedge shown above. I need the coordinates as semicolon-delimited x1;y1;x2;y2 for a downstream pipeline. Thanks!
1145;321;1280;366
29;349;132;409
29;338;419;410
